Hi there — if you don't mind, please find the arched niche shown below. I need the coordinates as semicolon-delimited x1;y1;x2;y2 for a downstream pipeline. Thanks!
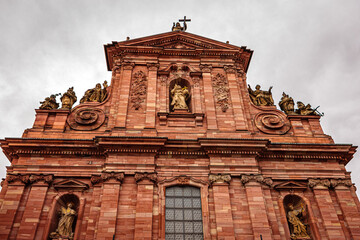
283;195;312;240
48;194;80;240
169;78;192;113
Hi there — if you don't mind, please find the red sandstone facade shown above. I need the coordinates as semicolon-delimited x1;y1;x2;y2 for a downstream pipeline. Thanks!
0;31;359;240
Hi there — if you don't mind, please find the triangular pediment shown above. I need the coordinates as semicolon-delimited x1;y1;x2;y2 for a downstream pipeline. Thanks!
118;31;243;50
274;181;307;190
53;179;89;191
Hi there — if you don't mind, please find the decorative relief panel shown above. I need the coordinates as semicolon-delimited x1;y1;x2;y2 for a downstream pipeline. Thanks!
67;108;106;131
130;71;147;110
212;73;230;112
254;112;291;135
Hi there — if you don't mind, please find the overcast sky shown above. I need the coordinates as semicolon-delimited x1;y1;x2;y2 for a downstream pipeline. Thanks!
0;0;359;193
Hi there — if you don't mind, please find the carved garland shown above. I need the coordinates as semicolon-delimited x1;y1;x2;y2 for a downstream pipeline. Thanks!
130;71;147;110
240;174;273;187
212;73;231;112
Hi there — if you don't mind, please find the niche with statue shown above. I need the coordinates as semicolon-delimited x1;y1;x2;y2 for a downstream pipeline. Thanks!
169;79;191;113
49;194;79;240
283;195;312;240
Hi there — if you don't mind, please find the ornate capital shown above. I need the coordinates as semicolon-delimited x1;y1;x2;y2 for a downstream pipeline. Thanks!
112;59;122;73
134;172;157;184
330;178;353;189
308;178;331;189
223;65;236;74
159;75;168;86
123;61;135;70
209;174;231;185
199;64;212;73
192;76;201;87
91;172;124;185
29;174;53;185
6;173;30;185
147;63;160;71
240;174;273;187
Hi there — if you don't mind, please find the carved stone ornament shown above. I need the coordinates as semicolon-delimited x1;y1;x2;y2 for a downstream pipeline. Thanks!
192;76;200;87
170;64;190;79
134;172;157;183
39;93;60;110
159;75;168;86
61;87;77;110
330;178;353;188
91;172;124;185
130;71;147;110
248;84;274;106
199;64;212;73
279;92;296;115
254;112;291;135
308;178;331;189
212;73;231;112
223;65;236;74
240;174;273;187
80;81;108;104
122;61;135;70
6;174;30;184
209;174;231;184
67;107;106;131
177;176;190;185
29;174;53;184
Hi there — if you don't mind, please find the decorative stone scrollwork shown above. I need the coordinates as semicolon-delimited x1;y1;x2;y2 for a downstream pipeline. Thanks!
209;174;231;184
6;174;30;184
330;178;353;188
29;174;53;184
212;73;231;112
240;174;273;187
308;178;331;189
254;112;291;135
67;108;106;131
223;65;236;74
176;176;191;185
130;71;147;110
91;172;124;185
199;64;212;73
134;172;157;183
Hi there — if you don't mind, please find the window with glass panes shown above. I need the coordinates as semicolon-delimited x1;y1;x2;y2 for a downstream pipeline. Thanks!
165;186;203;240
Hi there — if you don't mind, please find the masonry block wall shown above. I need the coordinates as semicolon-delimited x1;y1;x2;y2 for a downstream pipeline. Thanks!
0;31;359;239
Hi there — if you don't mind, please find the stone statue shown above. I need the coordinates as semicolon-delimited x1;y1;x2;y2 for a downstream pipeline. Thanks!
170;84;190;110
80;81;108;103
248;84;274;106
279;92;295;115
50;203;77;239
39;94;60;110
61;87;77;110
287;203;310;239
172;22;183;31
296;101;318;116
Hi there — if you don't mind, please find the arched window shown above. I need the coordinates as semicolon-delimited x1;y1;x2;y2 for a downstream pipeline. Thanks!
165;185;203;239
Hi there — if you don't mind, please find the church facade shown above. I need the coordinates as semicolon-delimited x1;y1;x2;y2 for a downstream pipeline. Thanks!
0;27;359;240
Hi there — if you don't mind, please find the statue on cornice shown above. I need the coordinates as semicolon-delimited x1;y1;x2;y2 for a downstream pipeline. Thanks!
296;101;322;116
171;16;191;32
39;93;60;110
170;84;190;110
287;203;311;239
279;92;295;115
61;87;77;110
80;81;108;104
248;84;274;106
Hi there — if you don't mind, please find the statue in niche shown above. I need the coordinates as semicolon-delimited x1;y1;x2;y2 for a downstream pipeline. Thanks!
50;202;77;239
279;92;296;115
248;84;274;106
296;101;321;116
80;80;108;103
39;93;60;110
170;83;190;111
61;87;77;110
287;203;311;239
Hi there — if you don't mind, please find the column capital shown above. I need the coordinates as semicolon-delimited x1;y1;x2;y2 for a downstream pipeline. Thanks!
29;174;53;186
308;178;331;189
330;178;353;189
199;64;212;73
91;172;124;185
146;63;160;71
223;65;236;74
209;174;231;185
134;172;157;184
122;61;135;70
240;174;273;187
6;173;30;185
